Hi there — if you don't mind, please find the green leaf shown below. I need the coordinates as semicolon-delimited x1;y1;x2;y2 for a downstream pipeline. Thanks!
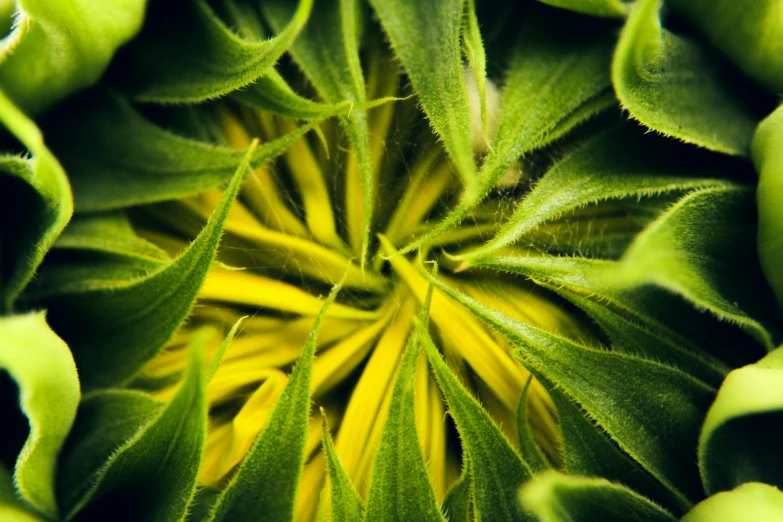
462;0;488;144
0;0;145;115
612;186;777;349
420;322;534;521
234;71;335;120
369;0;478;193
466;255;729;386
322;413;363;522
118;0;312;103
521;471;677;522
546;386;680;511
52;211;169;262
36;141;256;390
57;390;162;515
64;329;210;521
441;461;471;522
263;0;373;262
397;4;614;256
752;104;783;312
612;0;758;156
45;91;347;212
517;377;550;472
366;284;444;522
699;347;783;495
423;273;716;511
460;126;728;261
0;90;73;312
667;0;783;93
681;483;783;522
0;312;80;519
207;284;341;522
535;0;631;18
0;464;46;522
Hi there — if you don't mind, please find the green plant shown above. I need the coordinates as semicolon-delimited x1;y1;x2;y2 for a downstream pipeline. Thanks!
1;0;782;521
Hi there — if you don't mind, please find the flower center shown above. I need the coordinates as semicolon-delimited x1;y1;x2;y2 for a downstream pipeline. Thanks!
132;58;610;520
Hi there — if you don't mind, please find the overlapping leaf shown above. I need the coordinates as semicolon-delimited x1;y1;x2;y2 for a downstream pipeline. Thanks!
366;284;444;522
369;0;478;193
0;313;80;520
460;126;729;261
117;0;312;103
62;329;210;521
45;92;346;212
397;4;616;255
420;323;534;521
57;390;162;515
0;464;46;522
0;0;145;115
667;0;783;93
613;0;758;155
424;272;716;511
522;471;677;522
322;416;363;522
699;347;783;496
207;284;340;521
752;104;783;310
263;0;373;262
0;90;73;311
612;186;777;348
32;142;256;390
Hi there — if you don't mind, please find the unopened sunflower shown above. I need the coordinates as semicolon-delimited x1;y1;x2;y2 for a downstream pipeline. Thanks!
1;0;783;521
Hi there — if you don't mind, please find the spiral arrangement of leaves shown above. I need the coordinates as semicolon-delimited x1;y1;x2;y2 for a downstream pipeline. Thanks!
1;0;783;521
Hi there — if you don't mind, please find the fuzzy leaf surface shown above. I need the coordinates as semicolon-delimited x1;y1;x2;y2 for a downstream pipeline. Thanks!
612;0;757;155
0;313;80;520
521;471;677;522
0;91;73;311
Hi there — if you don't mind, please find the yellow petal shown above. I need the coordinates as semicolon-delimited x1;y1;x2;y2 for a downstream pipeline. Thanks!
199;269;379;320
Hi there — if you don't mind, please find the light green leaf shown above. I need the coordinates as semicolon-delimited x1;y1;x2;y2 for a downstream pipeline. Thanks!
263;0;373;263
423;273;716;510
699;347;783;495
467;255;729;386
420;323;534;521
57;390;162;516
206;318;246;382
517;377;550;472
0;312;80;520
34;142;256;390
0;90;73;312
366;283;444;522
235;72;335;120
681;483;783;522
322;413;363;522
46;92;347;212
369;0;478;193
521;471;677;522
441;461;471;522
0;0;145;115
0;464;46;522
462;0;488;144
612;0;758;155
64;329;210;521
208;284;340;522
667;0;783;93
118;0;312;103
752;104;783;312
536;0;631;18
460;126;728;261
613;186;777;349
397;5;614;256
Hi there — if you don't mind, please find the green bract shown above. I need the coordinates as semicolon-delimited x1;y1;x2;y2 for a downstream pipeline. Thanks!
0;1;782;521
